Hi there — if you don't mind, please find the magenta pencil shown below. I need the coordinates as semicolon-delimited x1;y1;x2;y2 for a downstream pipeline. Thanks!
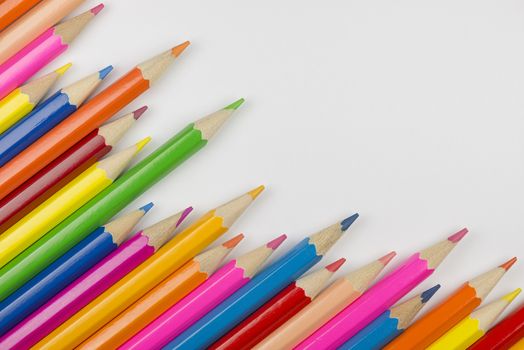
120;234;288;350
0;208;192;350
296;229;468;350
0;4;103;100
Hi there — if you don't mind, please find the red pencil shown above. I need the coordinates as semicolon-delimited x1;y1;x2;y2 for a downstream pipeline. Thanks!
210;258;346;350
0;107;146;231
469;302;524;350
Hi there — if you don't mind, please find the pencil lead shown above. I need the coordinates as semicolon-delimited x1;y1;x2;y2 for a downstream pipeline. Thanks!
135;137;151;153
503;288;522;302
380;251;397;265
98;65;113;80
448;228;468;243
267;234;287;250
140;202;154;213
421;284;441;303
172;41;190;57
56;63;72;75
176;206;193;227
133;106;148;120
326;258;346;272
249;185;265;199
341;213;359;231
91;3;104;15
500;257;517;271
225;98;245;110
223;234;245;249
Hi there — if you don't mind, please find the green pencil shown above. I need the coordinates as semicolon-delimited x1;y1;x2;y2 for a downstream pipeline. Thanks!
0;99;244;301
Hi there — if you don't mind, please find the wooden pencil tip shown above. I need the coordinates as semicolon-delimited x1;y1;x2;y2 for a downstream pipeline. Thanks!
500;257;518;271
91;3;104;15
503;288;522;302
248;185;265;199
98;65;113;80
224;98;245;110
341;213;359;231
326;258;346;272
267;234;287;250
379;251;397;265
172;41;191;57
421;284;441;303
135;137;151;152
223;234;244;248
448;228;468;243
133;106;148;120
55;63;72;76
176;206;193;227
140;202;154;213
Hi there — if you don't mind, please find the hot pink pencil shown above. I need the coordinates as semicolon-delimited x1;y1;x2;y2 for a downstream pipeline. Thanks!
296;228;468;350
120;234;287;350
0;4;103;100
0;208;191;350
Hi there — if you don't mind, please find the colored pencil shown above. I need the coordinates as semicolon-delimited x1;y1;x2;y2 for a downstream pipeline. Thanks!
0;100;243;304
340;285;441;350
78;234;244;349
255;252;396;350
0;0;43;32
0;207;192;350
0;107;147;232
211;258;346;350
0;65;112;166
470;302;524;349
427;289;522;350
296;228;468;350
0;41;189;201
32;187;263;350
121;234;287;350
386;257;517;350
166;214;359;350
0;204;152;336
0;0;85;64
0;4;103;100
0;138;149;268
511;339;524;350
0;63;70;134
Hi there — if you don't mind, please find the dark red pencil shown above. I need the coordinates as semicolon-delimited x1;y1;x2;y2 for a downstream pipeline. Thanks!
469;302;524;350
210;258;346;350
0;107;146;231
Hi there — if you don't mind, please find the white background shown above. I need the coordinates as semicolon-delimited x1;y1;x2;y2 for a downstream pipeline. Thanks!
48;0;524;318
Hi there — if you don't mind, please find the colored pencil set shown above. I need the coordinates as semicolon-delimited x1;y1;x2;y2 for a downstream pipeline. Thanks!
0;1;521;350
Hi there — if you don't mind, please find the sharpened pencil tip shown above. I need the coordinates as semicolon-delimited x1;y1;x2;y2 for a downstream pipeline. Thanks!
500;257;518;271
91;3;104;15
267;234;287;250
140;202;154;213
176;206;193;227
326;258;346;272
55;63;72;75
172;41;190;57
379;251;397;265
98;65;113;80
135;137;151;152
223;234;244;249
503;288;522;302
448;228;468;243
341;213;359;231
133;106;148;120
225;98;245;110
421;284;441;303
248;185;265;199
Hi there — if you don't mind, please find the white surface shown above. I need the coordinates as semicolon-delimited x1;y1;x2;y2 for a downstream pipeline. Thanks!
50;0;524;316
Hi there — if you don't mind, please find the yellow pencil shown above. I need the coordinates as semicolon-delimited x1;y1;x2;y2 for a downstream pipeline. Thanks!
33;186;264;350
0;63;71;134
428;288;521;350
510;338;524;350
0;137;150;268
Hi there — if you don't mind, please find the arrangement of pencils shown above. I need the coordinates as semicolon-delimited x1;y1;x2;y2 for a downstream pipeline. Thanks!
0;2;520;350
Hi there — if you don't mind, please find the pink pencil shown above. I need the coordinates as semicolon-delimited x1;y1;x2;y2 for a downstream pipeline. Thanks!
0;4;103;100
120;234;287;350
0;208;192;350
296;228;468;350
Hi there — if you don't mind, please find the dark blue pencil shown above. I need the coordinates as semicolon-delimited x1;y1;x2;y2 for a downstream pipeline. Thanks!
339;285;440;350
0;203;152;335
166;213;359;350
0;66;112;166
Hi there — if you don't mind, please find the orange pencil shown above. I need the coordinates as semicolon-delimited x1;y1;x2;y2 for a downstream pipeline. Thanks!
385;257;517;350
0;41;189;202
0;0;42;32
77;235;244;349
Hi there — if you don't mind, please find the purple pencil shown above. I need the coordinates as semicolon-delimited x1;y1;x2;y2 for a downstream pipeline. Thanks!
0;207;193;349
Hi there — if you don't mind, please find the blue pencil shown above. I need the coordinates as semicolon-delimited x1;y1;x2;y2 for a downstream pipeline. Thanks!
0;66;112;166
339;284;441;350
0;203;152;336
165;213;359;350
